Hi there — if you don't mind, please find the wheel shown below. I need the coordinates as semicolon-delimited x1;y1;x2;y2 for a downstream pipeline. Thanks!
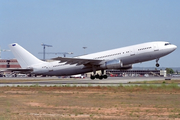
156;63;160;67
90;75;95;80
99;75;103;80
95;74;99;78
103;75;108;79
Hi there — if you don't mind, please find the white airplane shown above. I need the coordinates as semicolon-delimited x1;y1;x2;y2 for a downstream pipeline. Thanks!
8;41;177;79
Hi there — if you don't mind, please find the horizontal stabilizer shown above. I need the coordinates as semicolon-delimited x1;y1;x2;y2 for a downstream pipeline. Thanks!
4;68;33;73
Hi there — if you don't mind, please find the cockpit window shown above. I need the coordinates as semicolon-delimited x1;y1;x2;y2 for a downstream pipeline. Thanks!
165;43;171;46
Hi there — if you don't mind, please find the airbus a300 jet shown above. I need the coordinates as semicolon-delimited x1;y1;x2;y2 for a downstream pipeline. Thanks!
8;41;177;79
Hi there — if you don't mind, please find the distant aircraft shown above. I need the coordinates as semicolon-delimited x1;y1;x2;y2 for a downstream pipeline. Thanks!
7;41;177;79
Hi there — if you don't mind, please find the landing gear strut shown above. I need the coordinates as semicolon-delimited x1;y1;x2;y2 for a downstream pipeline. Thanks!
90;69;108;80
156;58;160;67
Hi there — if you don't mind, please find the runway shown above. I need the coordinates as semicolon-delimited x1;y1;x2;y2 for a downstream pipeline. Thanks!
0;76;179;87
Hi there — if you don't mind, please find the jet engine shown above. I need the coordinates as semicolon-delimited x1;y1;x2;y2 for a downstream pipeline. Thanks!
118;64;132;70
100;59;132;70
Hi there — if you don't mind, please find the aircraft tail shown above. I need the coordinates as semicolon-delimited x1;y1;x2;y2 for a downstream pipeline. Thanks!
9;43;45;68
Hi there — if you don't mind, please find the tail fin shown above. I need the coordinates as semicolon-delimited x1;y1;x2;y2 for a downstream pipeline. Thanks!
9;43;45;68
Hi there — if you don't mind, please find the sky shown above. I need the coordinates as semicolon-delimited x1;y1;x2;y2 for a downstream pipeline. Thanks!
0;0;180;67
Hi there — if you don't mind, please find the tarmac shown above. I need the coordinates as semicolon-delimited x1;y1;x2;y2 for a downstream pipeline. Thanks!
0;76;179;87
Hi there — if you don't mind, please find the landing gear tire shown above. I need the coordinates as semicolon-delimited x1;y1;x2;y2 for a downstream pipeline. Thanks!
90;74;108;80
95;74;100;79
156;63;160;67
90;75;95;80
99;75;103;80
103;75;108;79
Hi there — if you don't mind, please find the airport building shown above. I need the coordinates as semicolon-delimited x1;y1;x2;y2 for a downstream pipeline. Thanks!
0;59;21;70
0;59;21;77
106;69;167;77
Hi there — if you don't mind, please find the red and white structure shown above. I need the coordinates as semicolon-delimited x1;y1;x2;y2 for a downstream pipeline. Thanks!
0;59;21;70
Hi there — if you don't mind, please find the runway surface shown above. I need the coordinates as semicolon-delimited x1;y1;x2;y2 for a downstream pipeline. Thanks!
0;76;179;87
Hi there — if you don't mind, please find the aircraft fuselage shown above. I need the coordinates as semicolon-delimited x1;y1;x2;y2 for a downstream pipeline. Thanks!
30;41;177;76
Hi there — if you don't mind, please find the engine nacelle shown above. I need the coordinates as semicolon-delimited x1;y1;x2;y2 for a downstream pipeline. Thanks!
118;64;132;70
100;59;123;69
100;59;132;70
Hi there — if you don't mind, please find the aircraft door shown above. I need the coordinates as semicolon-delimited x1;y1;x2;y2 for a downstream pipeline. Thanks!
48;63;53;72
130;48;135;56
154;44;159;51
125;48;137;64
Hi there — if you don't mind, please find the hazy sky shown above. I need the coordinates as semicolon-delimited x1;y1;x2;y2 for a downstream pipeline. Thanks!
0;0;180;67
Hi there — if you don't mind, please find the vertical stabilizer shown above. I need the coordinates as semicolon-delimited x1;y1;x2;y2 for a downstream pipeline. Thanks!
9;43;45;68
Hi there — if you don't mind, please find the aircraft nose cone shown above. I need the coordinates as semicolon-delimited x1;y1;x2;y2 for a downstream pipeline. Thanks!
173;45;177;50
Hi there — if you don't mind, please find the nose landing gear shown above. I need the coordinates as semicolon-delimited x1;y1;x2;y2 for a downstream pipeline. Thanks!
156;63;160;67
156;58;160;67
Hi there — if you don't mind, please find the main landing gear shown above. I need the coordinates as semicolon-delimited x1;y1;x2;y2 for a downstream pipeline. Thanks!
90;74;108;80
90;69;108;80
156;58;160;67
